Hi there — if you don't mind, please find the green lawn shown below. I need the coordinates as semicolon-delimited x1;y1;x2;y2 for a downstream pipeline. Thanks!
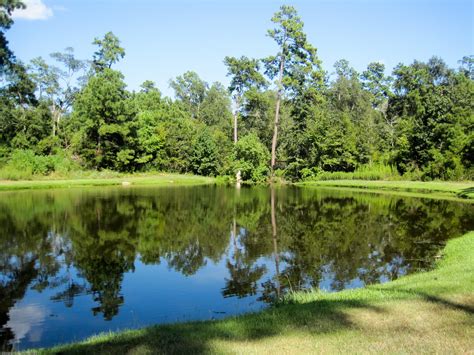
2;175;472;200
298;180;474;200
36;232;474;354
0;173;215;191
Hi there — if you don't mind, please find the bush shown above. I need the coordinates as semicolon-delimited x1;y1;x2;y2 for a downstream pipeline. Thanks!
215;175;233;186
307;163;400;181
421;150;465;181
0;145;10;167
232;134;270;183
0;150;81;180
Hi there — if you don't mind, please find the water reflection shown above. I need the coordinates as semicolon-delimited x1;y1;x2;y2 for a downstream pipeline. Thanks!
0;186;472;349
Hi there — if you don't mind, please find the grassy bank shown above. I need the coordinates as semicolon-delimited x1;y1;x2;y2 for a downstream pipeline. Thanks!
298;180;474;200
0;173;215;191
38;232;474;354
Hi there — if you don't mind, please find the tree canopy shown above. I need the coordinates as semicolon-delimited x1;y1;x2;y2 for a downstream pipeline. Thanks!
0;4;472;183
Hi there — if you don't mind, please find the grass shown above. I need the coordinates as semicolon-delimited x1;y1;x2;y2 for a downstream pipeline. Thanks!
36;232;474;354
298;179;474;200
0;173;215;191
310;164;399;181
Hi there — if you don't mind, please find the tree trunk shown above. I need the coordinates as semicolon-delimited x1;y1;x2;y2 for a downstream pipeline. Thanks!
271;187;281;299
233;95;242;144
233;111;238;144
232;218;237;248
55;109;62;137
271;55;285;174
271;96;281;173
52;102;57;137
234;97;241;187
51;102;63;138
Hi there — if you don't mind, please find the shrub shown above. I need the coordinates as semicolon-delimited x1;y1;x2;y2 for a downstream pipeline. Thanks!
232;134;270;183
308;163;400;181
421;150;465;181
0;150;81;180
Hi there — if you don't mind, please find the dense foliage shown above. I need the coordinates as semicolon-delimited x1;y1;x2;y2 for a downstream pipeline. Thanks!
1;3;472;182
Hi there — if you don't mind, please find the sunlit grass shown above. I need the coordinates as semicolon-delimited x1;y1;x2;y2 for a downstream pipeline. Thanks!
37;232;474;354
298;180;474;200
310;164;400;181
0;173;215;191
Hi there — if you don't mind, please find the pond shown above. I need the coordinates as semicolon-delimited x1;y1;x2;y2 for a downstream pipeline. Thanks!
0;185;472;350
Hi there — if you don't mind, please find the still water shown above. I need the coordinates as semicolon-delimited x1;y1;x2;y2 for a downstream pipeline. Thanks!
0;185;472;350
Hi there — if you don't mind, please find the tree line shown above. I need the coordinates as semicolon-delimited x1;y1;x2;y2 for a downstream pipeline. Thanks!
1;2;473;182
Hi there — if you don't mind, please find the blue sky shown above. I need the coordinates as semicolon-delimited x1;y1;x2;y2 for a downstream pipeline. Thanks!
9;0;474;97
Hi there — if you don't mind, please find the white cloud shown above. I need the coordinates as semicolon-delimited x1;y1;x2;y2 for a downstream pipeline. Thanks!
12;0;53;20
6;303;47;344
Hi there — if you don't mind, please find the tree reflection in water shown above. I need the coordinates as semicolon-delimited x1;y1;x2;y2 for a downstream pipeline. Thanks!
0;186;472;349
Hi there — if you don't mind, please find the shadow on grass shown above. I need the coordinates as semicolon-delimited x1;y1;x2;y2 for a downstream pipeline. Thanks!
50;299;382;354
371;287;474;314
458;186;474;199
47;289;474;354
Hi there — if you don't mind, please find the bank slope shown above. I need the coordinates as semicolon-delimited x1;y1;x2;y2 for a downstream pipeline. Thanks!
298;180;474;201
0;173;215;191
38;232;474;354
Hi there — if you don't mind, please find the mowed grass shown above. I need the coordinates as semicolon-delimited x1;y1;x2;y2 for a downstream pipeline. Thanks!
37;232;474;354
298;180;474;200
0;173;215;191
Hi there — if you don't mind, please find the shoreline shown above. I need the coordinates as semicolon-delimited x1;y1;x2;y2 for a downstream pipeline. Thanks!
0;173;215;191
1;176;473;202
297;179;474;201
34;231;474;354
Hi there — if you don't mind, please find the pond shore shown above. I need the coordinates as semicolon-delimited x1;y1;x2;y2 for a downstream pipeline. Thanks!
297;180;474;201
0;173;215;191
33;231;474;354
1;175;473;200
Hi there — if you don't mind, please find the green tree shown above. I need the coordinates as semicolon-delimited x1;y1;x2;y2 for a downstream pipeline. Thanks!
232;133;270;182
224;56;267;143
199;81;232;130
458;55;473;80
0;2;40;152
0;0;36;118
330;59;377;165
92;32;125;72
133;80;162;112
264;5;325;174
361;62;395;152
390;57;472;179
72;69;136;170
133;99;188;170
29;49;87;138
169;71;208;119
361;62;393;109
2;102;51;151
304;108;357;173
156;116;196;173
0;0;24;71
241;88;276;146
190;127;220;176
